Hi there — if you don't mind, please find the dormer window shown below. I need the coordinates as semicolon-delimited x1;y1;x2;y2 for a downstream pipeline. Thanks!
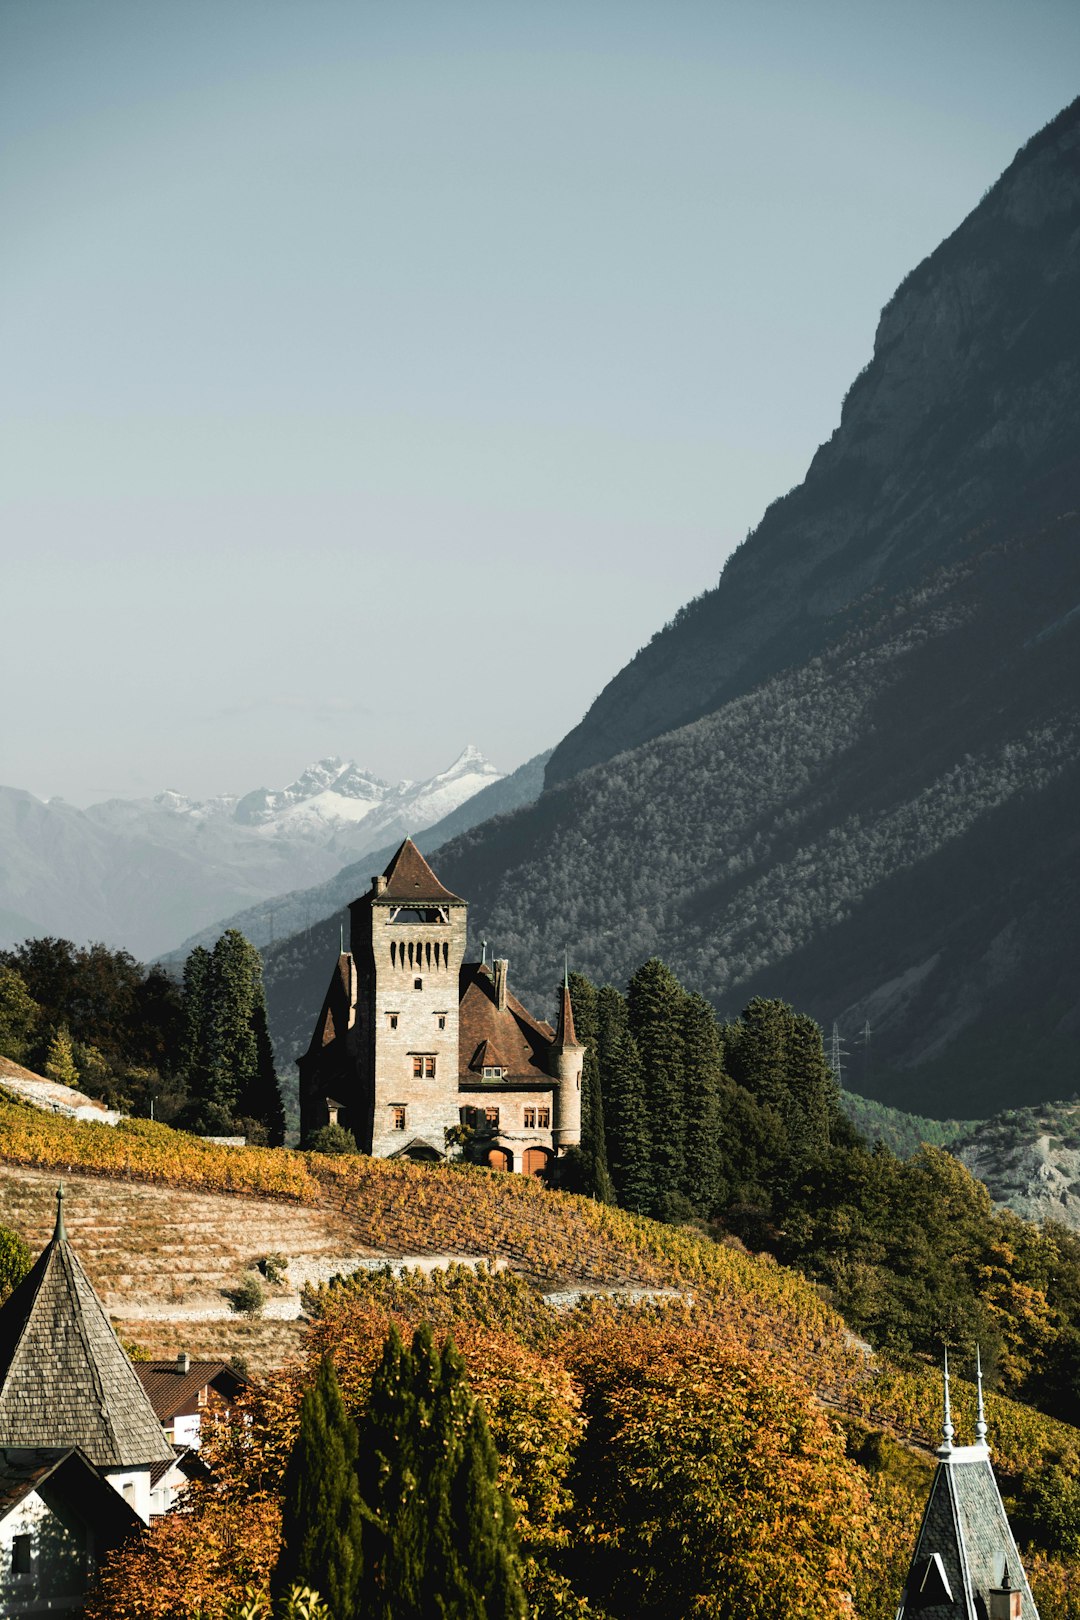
482;1066;505;1080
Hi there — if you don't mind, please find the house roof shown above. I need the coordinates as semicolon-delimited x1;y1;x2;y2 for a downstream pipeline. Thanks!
458;962;556;1085
0;1189;174;1469
553;978;579;1048
0;1446;142;1548
133;1359;247;1424
379;839;463;904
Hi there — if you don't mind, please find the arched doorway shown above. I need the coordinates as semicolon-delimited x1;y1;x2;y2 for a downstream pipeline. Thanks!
522;1147;549;1178
488;1147;512;1172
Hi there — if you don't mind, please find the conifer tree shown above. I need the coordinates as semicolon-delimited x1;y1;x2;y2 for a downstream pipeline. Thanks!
272;1356;366;1620
179;945;213;1102
44;1026;78;1087
677;992;725;1215
626;958;687;1216
439;1400;526;1620
568;972;615;1203
181;931;284;1140
596;987;652;1214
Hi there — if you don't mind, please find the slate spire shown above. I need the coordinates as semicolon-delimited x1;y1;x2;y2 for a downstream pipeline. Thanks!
0;1190;173;1469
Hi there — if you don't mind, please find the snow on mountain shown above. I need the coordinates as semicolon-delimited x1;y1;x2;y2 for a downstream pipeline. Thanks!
0;748;503;959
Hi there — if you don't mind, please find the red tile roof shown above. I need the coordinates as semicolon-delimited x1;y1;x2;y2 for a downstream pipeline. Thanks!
458;963;555;1085
133;1360;246;1423
380;839;463;904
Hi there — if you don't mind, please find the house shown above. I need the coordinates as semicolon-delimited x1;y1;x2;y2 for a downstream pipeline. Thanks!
0;1446;142;1617
896;1351;1039;1618
134;1354;247;1451
0;1186;175;1610
299;838;584;1174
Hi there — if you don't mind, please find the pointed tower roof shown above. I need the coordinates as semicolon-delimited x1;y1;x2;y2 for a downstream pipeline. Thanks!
553;966;580;1049
378;838;463;904
0;1187;173;1469
896;1356;1039;1618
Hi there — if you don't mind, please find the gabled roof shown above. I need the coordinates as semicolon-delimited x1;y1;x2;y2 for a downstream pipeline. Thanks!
458;962;556;1086
0;1190;174;1469
0;1446;143;1545
379;838;463;904
133;1359;247;1424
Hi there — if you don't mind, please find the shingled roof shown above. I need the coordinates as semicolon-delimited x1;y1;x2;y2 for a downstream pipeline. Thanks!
0;1188;173;1469
458;962;556;1085
379;838;463;904
133;1358;246;1423
897;1357;1038;1618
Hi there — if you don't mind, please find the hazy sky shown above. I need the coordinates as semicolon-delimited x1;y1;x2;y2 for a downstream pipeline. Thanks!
3;2;1078;805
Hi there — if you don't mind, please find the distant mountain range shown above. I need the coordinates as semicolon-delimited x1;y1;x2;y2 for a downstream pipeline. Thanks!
258;98;1080;1120
0;747;502;960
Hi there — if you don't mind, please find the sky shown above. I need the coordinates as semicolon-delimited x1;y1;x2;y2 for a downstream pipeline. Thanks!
3;1;1078;806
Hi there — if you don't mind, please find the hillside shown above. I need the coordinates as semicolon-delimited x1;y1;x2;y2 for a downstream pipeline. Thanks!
1;1099;1078;1616
0;746;502;960
260;100;1080;1118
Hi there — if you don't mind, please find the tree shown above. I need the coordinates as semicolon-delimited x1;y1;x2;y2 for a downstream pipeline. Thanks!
357;1325;526;1620
626;959;687;1216
0;1225;32;1302
595;987;652;1215
676;993;725;1216
271;1356;367;1619
44;1026;79;1087
181;932;284;1141
568;972;615;1203
0;964;39;1063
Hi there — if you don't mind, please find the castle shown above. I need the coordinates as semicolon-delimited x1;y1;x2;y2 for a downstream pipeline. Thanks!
298;838;583;1172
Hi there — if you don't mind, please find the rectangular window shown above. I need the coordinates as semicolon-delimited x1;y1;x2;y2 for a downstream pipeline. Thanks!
387;1013;399;1029
412;1055;423;1078
414;977;423;990
437;1014;447;1030
461;1106;477;1128
11;1535;31;1575
424;1055;436;1078
524;1106;536;1128
484;1105;500;1128
392;1106;406;1130
537;1106;551;1128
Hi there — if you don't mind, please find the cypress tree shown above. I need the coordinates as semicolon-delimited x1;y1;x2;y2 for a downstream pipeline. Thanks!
568;972;615;1203
626;958;687;1217
181;931;284;1140
437;1400;526;1620
179;944;213;1099
677;992;725;1217
596;987;652;1215
205;929;259;1123
272;1355;366;1620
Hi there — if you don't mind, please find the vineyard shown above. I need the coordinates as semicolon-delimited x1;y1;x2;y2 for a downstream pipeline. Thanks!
1;1090;1079;1615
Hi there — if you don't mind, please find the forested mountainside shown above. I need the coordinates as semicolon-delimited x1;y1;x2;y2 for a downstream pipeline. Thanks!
547;97;1080;787
262;101;1080;1118
173;750;550;961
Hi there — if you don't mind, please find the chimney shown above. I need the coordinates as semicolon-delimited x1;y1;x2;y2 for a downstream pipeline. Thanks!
493;958;508;1012
177;1352;191;1375
373;875;387;895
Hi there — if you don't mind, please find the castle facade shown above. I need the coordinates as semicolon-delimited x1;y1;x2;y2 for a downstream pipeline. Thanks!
298;839;582;1173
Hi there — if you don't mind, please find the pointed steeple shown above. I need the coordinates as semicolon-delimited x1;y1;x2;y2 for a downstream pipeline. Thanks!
0;1191;173;1468
553;962;580;1049
896;1350;1039;1618
374;837;463;903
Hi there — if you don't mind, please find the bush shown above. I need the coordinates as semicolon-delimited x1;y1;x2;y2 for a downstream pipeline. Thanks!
259;1254;289;1286
308;1124;358;1156
230;1272;266;1318
0;1224;32;1301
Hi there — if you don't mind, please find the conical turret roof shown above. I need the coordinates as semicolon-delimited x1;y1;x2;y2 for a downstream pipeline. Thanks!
0;1188;173;1469
379;838;463;903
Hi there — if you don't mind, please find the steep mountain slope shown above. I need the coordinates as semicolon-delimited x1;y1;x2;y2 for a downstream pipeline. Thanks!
0;748;501;960
169;749;550;961
547;97;1080;787
261;102;1080;1118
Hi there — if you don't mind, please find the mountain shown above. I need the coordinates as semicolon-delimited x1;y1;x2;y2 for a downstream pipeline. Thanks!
258;99;1080;1118
0;748;502;961
167;748;551;962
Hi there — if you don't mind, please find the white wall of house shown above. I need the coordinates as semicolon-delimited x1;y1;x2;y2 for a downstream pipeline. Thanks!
0;1490;91;1617
102;1464;152;1524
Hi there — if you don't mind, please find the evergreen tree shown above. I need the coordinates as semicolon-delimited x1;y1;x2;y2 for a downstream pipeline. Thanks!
438;1400;526;1620
723;998;839;1180
626;959;687;1217
205;929;260;1122
179;945;213;1100
44;1026;78;1087
677;992;725;1216
181;931;284;1140
568;972;615;1203
596;987;652;1215
272;1356;367;1620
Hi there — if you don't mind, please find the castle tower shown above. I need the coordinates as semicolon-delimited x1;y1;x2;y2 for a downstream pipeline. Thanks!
896;1350;1039;1618
348;838;467;1157
549;970;583;1152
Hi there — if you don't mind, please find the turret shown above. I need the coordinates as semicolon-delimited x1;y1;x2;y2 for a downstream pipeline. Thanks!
550;970;583;1152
